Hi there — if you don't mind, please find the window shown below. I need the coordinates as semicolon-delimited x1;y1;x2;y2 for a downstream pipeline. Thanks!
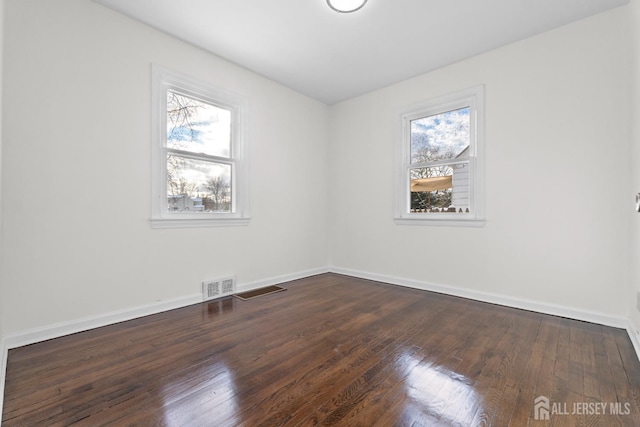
151;65;249;228
395;86;484;227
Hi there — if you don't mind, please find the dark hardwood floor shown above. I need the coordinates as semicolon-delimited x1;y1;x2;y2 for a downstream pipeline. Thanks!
3;273;640;426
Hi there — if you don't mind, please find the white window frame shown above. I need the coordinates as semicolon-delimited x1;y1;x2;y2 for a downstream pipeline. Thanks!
394;85;485;227
151;65;250;228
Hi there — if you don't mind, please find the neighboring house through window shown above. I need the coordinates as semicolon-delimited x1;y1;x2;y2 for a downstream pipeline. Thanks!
395;85;485;227
151;65;249;228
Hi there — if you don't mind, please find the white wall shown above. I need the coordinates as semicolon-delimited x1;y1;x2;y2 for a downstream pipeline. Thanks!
0;0;636;342
328;6;631;318
1;0;329;335
630;0;640;334
0;0;4;342
0;0;7;417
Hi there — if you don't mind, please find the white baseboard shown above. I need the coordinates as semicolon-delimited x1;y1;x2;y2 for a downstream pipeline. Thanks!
3;266;329;351
329;266;630;330
0;337;7;425
626;322;640;361
3;293;202;350
0;267;328;424
3;264;629;354
0;264;637;422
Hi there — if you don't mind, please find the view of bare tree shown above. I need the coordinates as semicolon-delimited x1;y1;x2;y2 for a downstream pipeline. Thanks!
204;176;231;212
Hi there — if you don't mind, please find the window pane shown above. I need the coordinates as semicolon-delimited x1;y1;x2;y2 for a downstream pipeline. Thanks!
409;163;470;213
410;107;470;164
167;91;231;158
167;155;232;213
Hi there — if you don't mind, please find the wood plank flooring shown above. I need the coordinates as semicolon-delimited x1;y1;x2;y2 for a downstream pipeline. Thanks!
3;273;640;426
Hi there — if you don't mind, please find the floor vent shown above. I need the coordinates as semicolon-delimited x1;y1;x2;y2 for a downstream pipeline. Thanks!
202;277;236;301
234;285;286;301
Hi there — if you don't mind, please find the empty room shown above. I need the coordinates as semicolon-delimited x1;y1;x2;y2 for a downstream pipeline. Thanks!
2;0;640;425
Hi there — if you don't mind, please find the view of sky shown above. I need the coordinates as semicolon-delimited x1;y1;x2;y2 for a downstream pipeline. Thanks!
410;107;470;163
167;91;231;158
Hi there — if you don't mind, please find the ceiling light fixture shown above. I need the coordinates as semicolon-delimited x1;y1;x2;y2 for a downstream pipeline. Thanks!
327;0;368;13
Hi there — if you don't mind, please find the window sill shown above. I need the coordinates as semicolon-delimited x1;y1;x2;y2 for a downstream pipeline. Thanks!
394;215;485;228
151;217;251;229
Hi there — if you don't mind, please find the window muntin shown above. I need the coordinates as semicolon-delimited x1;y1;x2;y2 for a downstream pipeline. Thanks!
396;86;484;226
151;65;249;228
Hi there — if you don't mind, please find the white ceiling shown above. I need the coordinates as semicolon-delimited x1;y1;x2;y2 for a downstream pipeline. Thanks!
95;0;628;105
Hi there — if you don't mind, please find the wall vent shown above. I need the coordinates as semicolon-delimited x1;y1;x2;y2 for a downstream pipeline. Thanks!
202;276;236;301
